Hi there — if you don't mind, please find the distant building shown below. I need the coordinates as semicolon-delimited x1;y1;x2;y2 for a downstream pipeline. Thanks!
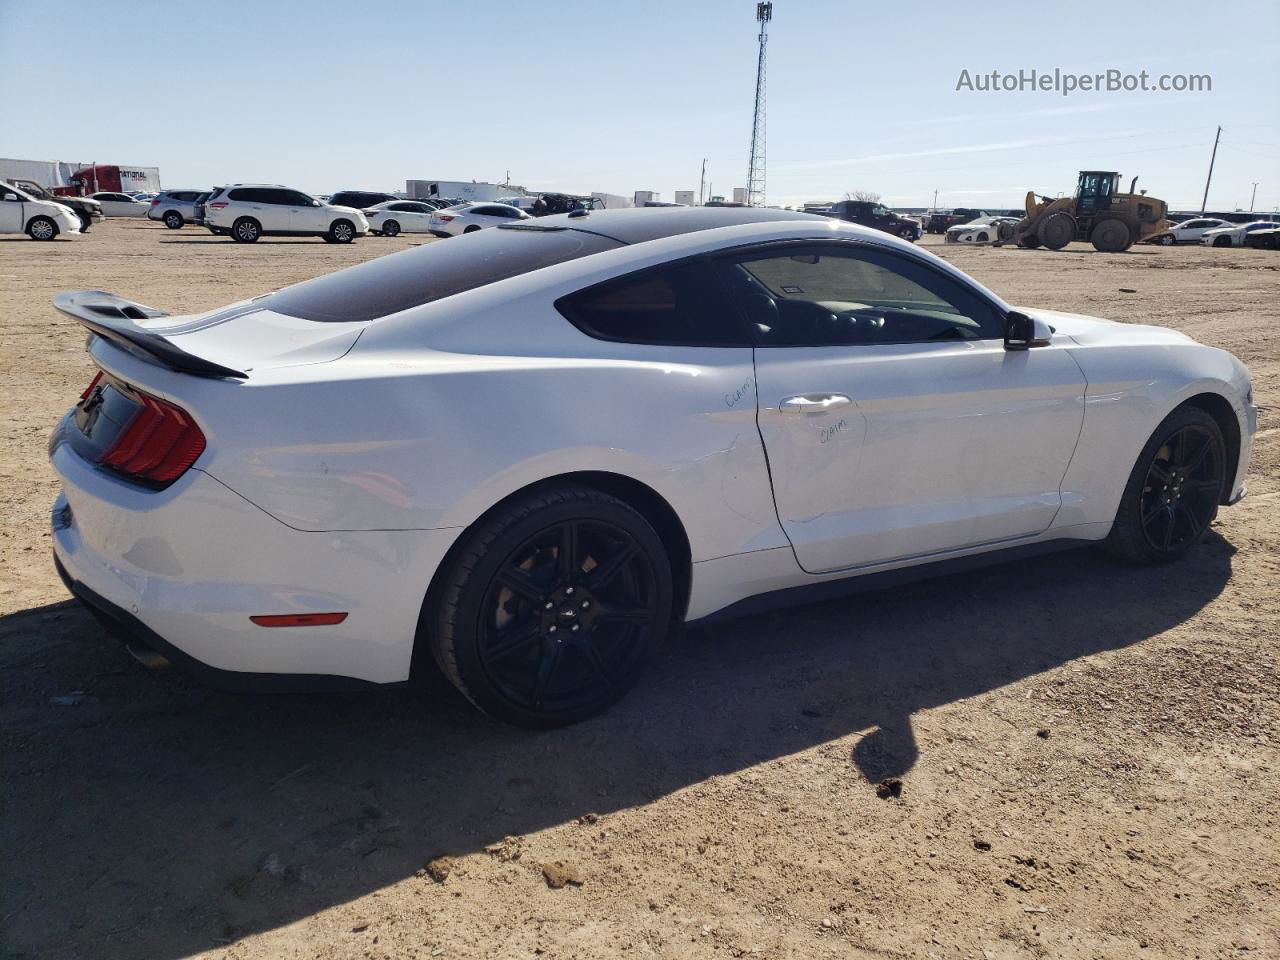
634;190;659;206
592;192;633;209
673;190;695;206
732;187;747;205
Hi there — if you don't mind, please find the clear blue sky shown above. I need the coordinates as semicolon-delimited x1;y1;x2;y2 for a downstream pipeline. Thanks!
2;0;1277;211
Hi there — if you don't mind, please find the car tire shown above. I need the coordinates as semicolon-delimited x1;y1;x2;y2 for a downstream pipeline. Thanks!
328;219;356;243
27;216;57;241
463;224;482;234
163;211;184;229
423;483;673;728
76;212;93;233
231;217;261;243
382;220;401;237
1016;236;1043;249
1091;217;1132;252
898;227;914;242
1103;405;1226;564
1159;234;1176;246
1213;236;1232;248
1037;212;1075;250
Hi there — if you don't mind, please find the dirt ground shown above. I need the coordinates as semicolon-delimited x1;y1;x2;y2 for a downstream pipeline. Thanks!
1;220;1277;960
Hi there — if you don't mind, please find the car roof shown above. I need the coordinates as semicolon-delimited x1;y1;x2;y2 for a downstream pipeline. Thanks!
515;206;828;246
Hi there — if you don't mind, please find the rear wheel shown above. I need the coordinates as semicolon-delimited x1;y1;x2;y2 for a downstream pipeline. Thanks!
1159;233;1176;246
463;224;482;234
27;217;57;240
1037;212;1075;250
1213;235;1232;248
898;227;915;242
381;219;401;237
328;219;356;243
425;484;673;728
1104;406;1226;563
1091;217;1132;252
163;210;184;229
1016;236;1042;249
232;217;261;243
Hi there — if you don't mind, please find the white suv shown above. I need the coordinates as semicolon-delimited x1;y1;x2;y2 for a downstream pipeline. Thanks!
204;185;368;243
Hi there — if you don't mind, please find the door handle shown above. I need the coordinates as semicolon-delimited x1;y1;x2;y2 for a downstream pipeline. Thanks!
779;393;852;413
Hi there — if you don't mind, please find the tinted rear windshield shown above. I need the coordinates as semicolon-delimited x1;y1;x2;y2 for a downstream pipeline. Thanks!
264;226;625;323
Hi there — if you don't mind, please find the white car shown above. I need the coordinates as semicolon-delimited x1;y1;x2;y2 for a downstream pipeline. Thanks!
428;201;530;237
1199;220;1280;248
204;185;368;243
47;208;1256;727
1150;217;1228;245
0;180;82;239
146;190;205;229
89;192;152;217
945;216;1020;244
364;199;439;236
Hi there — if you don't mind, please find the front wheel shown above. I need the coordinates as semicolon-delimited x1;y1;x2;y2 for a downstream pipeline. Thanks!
898;227;915;242
1104;406;1226;563
76;212;93;233
328;219;356;243
1159;234;1176;246
1213;236;1232;248
27;217;57;240
424;484;673;728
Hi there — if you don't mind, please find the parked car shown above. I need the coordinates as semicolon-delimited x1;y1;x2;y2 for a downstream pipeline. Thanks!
147;190;205;229
47;207;1255;727
945;216;1021;244
927;208;989;233
329;190;399;211
0;181;82;239
191;191;213;227
364;200;439;236
4;178;102;232
89;192;151;217
1147;217;1229;246
1200;220;1280;248
825;200;921;242
428;202;530;237
1244;227;1280;250
203;185;369;243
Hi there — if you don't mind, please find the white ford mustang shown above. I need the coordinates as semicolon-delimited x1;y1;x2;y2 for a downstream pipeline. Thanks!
48;208;1256;726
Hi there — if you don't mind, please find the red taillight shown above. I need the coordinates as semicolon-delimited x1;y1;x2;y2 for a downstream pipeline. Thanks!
209;201;228;209
250;612;348;627
99;389;206;487
150;198;161;206
438;215;455;222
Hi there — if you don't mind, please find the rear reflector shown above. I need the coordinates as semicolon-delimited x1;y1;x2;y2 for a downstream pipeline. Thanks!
250;612;349;628
98;386;206;487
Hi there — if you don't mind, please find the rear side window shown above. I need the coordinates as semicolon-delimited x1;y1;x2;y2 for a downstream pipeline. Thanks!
557;259;750;347
265;226;625;323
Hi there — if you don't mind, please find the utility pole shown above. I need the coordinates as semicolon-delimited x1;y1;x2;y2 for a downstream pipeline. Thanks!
699;158;707;206
745;2;772;207
1250;182;1259;213
931;188;938;215
1200;125;1221;214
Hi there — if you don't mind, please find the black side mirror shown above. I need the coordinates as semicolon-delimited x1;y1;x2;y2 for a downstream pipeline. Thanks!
1004;310;1051;350
1008;309;1049;350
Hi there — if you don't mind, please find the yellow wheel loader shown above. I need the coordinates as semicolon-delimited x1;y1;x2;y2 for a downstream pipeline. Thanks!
998;171;1168;252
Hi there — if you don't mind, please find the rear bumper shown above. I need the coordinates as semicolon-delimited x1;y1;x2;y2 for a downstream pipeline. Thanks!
49;440;461;686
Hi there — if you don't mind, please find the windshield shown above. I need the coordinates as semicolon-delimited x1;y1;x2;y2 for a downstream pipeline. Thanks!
265;226;625;323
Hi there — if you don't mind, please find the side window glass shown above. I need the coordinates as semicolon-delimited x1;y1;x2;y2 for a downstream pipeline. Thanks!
558;260;749;346
717;245;1004;347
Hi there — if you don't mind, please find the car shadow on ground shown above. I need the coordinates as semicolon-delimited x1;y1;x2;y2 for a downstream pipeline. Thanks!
0;534;1235;958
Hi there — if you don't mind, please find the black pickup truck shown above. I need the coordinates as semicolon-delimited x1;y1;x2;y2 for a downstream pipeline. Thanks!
825;200;922;241
926;208;989;234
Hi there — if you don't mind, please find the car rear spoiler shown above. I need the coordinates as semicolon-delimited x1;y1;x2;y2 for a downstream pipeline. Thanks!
53;290;247;380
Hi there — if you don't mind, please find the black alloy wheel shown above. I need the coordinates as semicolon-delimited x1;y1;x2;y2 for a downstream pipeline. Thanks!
1137;424;1223;554
1105;405;1226;563
425;484;672;727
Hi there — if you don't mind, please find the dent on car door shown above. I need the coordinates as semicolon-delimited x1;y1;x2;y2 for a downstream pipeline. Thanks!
723;243;1087;574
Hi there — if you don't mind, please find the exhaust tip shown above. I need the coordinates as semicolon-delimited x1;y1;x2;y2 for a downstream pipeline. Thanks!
125;642;173;671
